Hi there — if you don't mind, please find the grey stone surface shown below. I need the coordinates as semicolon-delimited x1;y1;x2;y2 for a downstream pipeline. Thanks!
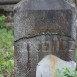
14;0;74;10
14;35;76;77
14;0;76;41
66;0;77;47
14;0;76;77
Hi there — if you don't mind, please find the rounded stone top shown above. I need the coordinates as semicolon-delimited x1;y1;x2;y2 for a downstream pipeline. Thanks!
14;0;75;10
14;0;76;41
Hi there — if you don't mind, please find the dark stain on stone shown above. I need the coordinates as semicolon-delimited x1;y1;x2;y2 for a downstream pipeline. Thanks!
37;43;43;61
44;42;49;51
59;39;64;52
27;44;31;68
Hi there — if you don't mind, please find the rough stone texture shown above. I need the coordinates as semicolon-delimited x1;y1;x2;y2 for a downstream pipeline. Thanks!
66;0;77;47
14;0;76;77
14;0;76;41
14;35;76;77
0;5;14;11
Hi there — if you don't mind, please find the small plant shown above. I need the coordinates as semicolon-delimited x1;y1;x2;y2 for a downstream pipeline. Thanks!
0;15;6;28
55;67;77;77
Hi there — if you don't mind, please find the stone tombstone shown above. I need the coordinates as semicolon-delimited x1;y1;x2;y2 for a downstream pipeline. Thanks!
14;0;76;77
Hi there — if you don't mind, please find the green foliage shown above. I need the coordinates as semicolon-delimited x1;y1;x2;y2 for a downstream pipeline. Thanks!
0;15;6;28
0;28;14;77
55;67;77;77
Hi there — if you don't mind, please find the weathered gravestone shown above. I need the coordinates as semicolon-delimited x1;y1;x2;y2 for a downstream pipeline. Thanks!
14;0;76;77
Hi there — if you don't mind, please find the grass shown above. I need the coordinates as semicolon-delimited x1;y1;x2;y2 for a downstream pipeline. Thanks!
0;28;14;77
